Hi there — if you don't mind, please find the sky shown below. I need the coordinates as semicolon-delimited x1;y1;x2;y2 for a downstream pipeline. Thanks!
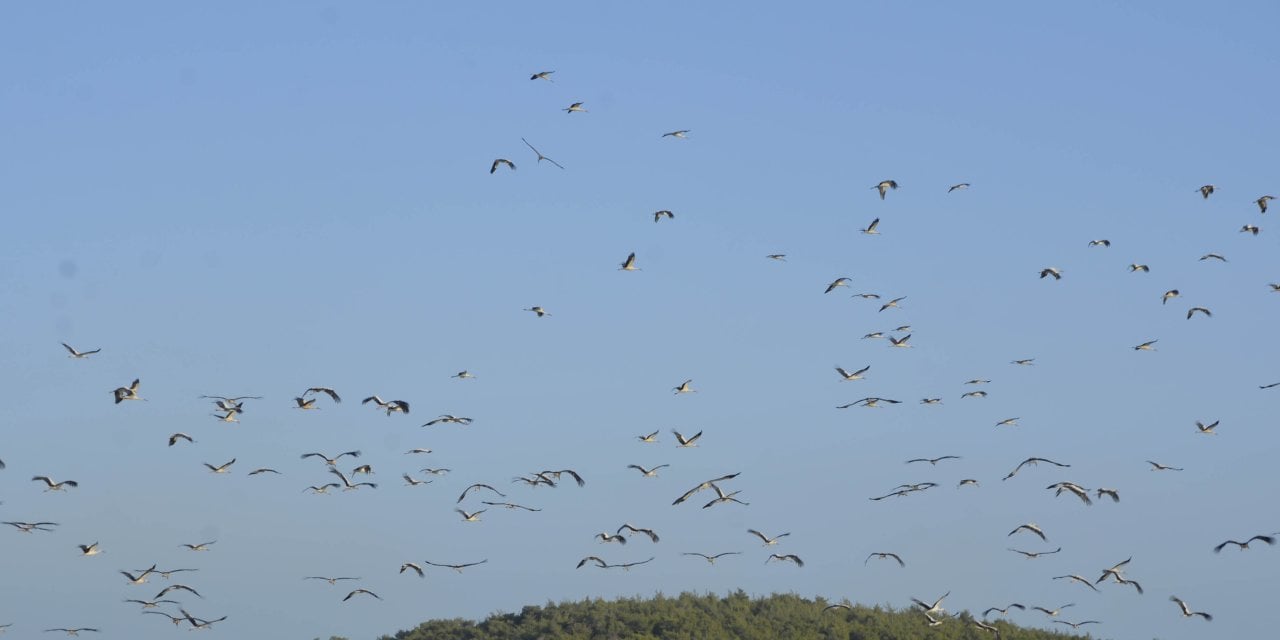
1;1;1278;638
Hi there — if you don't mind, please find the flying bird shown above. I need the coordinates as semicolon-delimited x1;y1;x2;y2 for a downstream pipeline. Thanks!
423;559;488;573
1052;575;1100;592
636;430;659;443
457;483;506;503
112;379;142;404
1008;523;1048;541
873;180;899;200
490;158;515;174
1162;289;1179;304
1133;339;1158;351
1256;195;1275;213
865;552;905;567
673;429;703;448
834;365;870;381
905;455;960;466
529;70;554;82
1053;620;1101;630
303;387;342;403
399;562;424;578
765;553;804;567
1198;184;1216;199
301;451;361;467
202;459;235;474
861;218;880;235
563;102;587;113
423;415;473;426
1241;224;1261;235
1129;263;1150;272
328;468;376;491
31;476;78;492
1187;306;1212;319
1031;604;1075;617
619;252;640;271
626;464;669;478
662;130;690;138
362;396;409;415
517;137;563;168
653;210;674;223
1003;457;1070;481
910;591;949;615
1170;596;1212;621
595;532;627;545
1147;460;1184;471
947;183;970;193
76;542;102;556
342;589;381;602
1195;420;1219;434
617;523;660;543
524;306;551;317
879;296;906;312
672;472;740;505
1009;547;1062;559
683;551;741;564
1213;535;1275;553
766;254;786;261
180;541;216;551
167;433;193;447
61;343;100;359
1200;253;1227;262
982;603;1025;617
824;277;852;293
1039;267;1062;280
1088;239;1111;247
1095;487;1120;502
305;576;360;585
747;529;790;546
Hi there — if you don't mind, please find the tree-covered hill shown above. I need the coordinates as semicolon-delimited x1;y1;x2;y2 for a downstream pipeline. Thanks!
343;591;1099;640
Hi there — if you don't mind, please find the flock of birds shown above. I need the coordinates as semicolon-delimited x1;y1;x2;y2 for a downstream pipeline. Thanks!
3;67;1278;639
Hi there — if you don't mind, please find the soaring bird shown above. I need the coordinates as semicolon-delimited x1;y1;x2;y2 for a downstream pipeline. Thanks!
457;483;506;503
1053;620;1101;630
905;455;960;466
342;589;381;602
865;552;905;567
747;529;790;546
301;451;361;467
879;296;906;312
1257;195;1275;213
626;464;669;478
1170;596;1212;621
1198;184;1215;199
1200;253;1228;262
1048;481;1093;505
1133;339;1158;351
1052;575;1100;592
702;484;748;509
305;576;360;585
873;180;899;199
362;396;409;415
563;102;587;113
576;556;607;569
423;415;473;426
888;334;913;348
824;277;852;293
4;521;59;533
838;396;902;409
520;137;565;169
995;417;1020;427
653;210;674;223
672;472;740;505
683;551;741;564
180;541;216;551
834;365;870;381
423;559;488;573
595;532;627;545
61;343;100;359
524;306;551;317
403;474;431;486
42;629;100;636
961;390;988;399
1213;535;1275;553
1008;523;1047;541
910;591;949;615
1002;457;1071;481
662;130;690;138
619;252;640;271
766;554;805;567
203;459;235;474
1011;358;1036;365
673;429;702;447
529;70;554;82
1009;547;1062;559
982;603;1025;617
1187;306;1212;319
303;387;342;403
112;379;142;404
31;476;78;492
1147;460;1184;471
1039;267;1062;280
1031;603;1075;617
125;598;179;609
489;158;515;174
617;524;660;543
861;218;881;235
482;501;540;511
328;468;376;491
399;562;424;578
947;183;970;193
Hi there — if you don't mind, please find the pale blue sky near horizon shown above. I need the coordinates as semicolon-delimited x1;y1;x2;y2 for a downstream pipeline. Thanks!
2;2;1278;639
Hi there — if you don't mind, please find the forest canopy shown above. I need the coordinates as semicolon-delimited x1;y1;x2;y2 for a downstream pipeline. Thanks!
327;591;1100;640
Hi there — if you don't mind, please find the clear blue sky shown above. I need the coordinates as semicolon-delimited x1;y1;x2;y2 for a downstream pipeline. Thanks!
2;2;1278;638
